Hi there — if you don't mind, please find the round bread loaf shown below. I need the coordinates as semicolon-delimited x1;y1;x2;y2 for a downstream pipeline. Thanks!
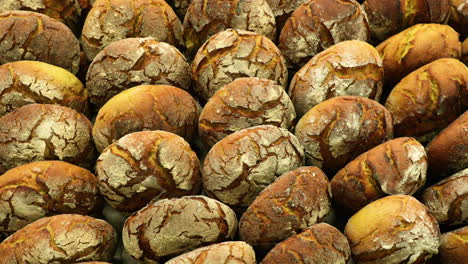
96;130;201;213
279;0;369;68
421;168;468;226
0;61;88;116
239;166;332;247
166;241;256;264
191;29;288;102
92;85;199;152
122;195;237;263
81;0;183;61
86;37;191;108
345;195;440;264
0;10;80;74
0;104;95;174
260;223;351;264
426;111;467;178
377;24;461;85
0;161;100;234
265;0;308;28
289;40;383;117
295;96;393;174
439;226;468;264
385;58;468;141
450;0;468;38
198;77;296;147
0;214;117;263
202;125;305;208
331;137;427;212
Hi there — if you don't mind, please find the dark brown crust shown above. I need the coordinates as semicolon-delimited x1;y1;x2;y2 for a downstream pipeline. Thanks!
449;0;468;38
0;104;95;174
439;226;468;264
0;10;80;74
260;223;351;264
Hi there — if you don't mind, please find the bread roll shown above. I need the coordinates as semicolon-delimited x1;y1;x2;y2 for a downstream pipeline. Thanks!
165;241;256;264
0;61;88;116
449;0;468;38
191;29;288;102
331;137;427;212
92;85;199;152
260;223;351;264
0;104;95;174
122;195;237;263
0;214;117;263
183;0;276;58
377;24;461;85
439;226;468;264
385;58;468;141
295;96;393;174
86;38;191;108
265;0;308;28
239;166;331;247
198;77;296;147
279;0;370;68
81;0;183;61
289;41;383;117
202;125;304;207
0;10;80;74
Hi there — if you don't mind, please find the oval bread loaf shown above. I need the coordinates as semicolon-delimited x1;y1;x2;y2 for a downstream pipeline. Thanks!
439;226;468;264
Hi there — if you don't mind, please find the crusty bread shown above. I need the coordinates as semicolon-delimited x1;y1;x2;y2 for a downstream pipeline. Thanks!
265;0;308;28
449;0;468;38
439;226;468;264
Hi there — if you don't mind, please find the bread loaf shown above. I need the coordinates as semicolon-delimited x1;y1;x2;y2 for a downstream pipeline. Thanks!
385;58;468;141
377;24;461;85
265;0;308;28
260;223;351;264
92;85;199;152
165;241;256;264
239;166;331;247
0;214;117;263
0;10;80;74
289;41;383;117
295;96;393;174
81;0;183;61
122;195;237;263
0;61;88;116
191;29;288;102
198;77;296;147
331;137;427;212
439;226;468;264
202;125;304;207
183;0;276;58
0;104;95;174
449;0;468;38
86;37;191;108
279;0;370;68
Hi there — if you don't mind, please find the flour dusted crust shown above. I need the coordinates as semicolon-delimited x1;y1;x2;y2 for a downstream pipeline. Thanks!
86;38;191;107
439;226;468;264
265;0;308;28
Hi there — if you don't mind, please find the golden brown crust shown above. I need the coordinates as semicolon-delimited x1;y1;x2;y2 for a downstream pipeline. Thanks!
0;104;95;174
239;166;331;247
92;85;199;152
0;10;80;74
260;223;351;264
0;214;117;263
331;137;427;212
439;226;468;264
385;58;468;140
449;0;468;38
295;96;393;175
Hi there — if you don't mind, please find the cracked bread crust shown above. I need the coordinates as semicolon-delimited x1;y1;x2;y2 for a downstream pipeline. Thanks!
0;104;95;174
0;214;117;264
239;166;332;247
265;0;308;28
202;125;305;208
279;0;370;69
0;10;80;74
86;37;191;108
289;40;383;117
0;61;88;116
122;195;237;263
331;137;427;212
96;130;201;213
439;226;468;264
198;77;296;148
81;0;183;61
295;96;393;175
92;85;199;153
0;161;101;234
191;29;288;102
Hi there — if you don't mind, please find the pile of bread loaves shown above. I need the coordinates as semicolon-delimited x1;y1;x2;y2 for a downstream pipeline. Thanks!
0;0;466;263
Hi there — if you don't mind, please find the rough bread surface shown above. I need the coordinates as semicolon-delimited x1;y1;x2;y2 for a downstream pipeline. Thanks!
439;226;468;264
